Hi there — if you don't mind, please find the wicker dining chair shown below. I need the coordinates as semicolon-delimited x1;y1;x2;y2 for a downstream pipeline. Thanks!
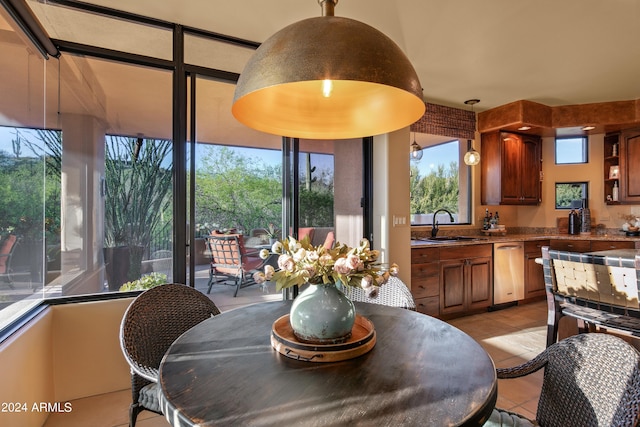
341;276;416;311
485;333;640;427
119;283;221;427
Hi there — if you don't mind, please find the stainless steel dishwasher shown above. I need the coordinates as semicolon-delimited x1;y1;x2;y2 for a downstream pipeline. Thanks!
493;242;524;305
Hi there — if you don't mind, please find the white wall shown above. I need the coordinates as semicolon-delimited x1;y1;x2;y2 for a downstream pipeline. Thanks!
0;298;132;427
373;129;411;286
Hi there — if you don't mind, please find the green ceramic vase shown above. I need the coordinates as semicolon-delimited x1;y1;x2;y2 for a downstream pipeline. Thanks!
289;281;356;344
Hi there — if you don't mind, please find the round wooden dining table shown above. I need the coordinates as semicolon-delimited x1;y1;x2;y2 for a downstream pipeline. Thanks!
159;300;497;426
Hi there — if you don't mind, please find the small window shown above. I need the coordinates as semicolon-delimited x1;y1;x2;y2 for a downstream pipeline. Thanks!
555;137;588;164
555;182;589;209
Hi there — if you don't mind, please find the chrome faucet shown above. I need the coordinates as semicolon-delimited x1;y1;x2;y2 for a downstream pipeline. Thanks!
431;208;454;238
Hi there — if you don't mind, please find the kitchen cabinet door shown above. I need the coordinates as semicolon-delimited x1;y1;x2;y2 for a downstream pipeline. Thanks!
439;244;492;316
481;131;542;205
466;256;493;310
520;135;542;203
620;129;640;203
500;134;522;203
524;240;549;299
440;259;465;315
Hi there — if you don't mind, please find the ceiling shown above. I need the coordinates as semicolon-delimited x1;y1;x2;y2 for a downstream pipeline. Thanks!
49;0;640;113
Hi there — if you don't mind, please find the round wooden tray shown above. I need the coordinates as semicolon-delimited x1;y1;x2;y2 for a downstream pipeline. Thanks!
271;314;376;362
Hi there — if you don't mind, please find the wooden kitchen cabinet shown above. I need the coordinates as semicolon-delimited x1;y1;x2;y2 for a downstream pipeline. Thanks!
619;128;640;203
524;240;549;299
589;240;637;251
481;131;542;205
548;239;591;252
605;128;640;204
410;247;440;316
439;244;492;316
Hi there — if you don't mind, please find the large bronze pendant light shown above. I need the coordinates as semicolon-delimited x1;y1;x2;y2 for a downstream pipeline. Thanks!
232;0;425;139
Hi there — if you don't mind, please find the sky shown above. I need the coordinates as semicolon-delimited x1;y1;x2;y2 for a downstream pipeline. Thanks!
413;140;459;176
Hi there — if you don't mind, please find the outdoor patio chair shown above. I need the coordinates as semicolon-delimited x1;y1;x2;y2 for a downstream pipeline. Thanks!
0;234;18;289
485;333;640;427
341;276;416;311
206;232;267;297
119;283;220;427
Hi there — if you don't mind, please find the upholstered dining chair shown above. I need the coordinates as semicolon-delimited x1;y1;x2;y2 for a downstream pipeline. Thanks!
206;232;266;297
119;283;220;427
485;333;640;427
341;276;416;311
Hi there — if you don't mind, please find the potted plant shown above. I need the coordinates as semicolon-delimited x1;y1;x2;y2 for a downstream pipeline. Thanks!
104;136;172;291
253;236;398;344
265;223;279;245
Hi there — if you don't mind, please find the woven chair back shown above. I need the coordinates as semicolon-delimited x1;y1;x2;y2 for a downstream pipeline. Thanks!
120;283;220;381
342;276;416;311
537;333;640;427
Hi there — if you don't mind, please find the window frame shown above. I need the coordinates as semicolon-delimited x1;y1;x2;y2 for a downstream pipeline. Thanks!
410;137;472;226
555;181;589;210
555;136;588;165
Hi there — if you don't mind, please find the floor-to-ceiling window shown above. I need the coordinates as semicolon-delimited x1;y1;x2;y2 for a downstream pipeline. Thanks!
0;6;53;326
0;0;368;333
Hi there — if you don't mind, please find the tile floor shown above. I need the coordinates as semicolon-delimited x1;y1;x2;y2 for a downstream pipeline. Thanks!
44;279;549;427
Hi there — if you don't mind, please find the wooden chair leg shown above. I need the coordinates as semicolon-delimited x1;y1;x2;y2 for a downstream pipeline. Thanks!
546;301;563;348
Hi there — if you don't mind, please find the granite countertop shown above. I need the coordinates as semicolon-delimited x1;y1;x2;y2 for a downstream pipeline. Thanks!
410;230;640;248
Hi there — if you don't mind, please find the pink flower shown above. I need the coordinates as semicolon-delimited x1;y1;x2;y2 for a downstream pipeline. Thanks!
345;254;362;271
253;271;266;284
333;257;351;274
302;263;316;277
278;254;295;272
264;265;275;280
